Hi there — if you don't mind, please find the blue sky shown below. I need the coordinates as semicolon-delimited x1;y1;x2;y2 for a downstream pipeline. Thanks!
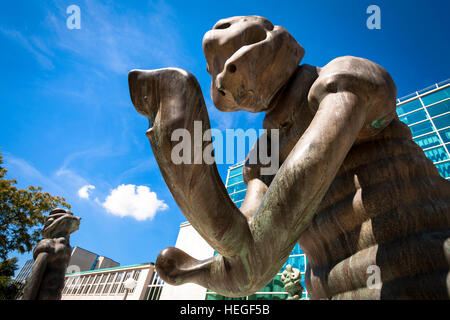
1;0;449;272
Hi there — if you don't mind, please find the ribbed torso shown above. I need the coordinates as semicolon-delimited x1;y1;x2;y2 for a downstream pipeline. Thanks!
299;118;450;299
35;238;72;300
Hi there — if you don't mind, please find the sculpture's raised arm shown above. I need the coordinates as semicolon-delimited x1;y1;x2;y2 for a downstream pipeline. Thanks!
128;68;260;295
128;22;396;297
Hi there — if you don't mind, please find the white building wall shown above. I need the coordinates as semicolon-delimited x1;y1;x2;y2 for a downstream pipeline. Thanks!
61;264;153;300
159;222;214;300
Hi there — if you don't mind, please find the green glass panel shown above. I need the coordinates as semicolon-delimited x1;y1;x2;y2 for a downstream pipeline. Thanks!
227;182;247;194
230;190;246;202
433;113;450;130
396;99;422;116
258;275;285;293
229;166;244;177
435;161;450;179
413;133;441;149
421;87;450;106
424;146;449;163
205;293;245;300
427;100;450;117
409;120;433;137
248;293;288;300
399;109;427;125
227;174;243;186
439;128;450;143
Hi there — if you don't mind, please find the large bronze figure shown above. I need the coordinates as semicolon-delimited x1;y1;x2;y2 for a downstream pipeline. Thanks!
22;208;80;300
128;16;450;299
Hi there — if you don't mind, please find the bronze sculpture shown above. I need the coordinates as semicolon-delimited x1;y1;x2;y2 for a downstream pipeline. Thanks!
22;208;80;300
128;16;450;299
281;265;303;300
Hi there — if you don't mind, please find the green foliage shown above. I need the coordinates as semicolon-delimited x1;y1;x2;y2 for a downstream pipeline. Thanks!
0;257;21;299
0;153;71;261
0;152;71;299
0;257;18;277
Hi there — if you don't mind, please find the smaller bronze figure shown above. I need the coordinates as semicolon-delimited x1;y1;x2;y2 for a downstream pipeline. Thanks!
281;265;304;300
22;208;80;300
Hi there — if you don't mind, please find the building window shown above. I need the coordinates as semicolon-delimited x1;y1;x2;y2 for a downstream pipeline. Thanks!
77;276;88;295
89;275;100;294
228;166;244;177
128;270;141;294
413;133;441;149
433;113;450;130
435;161;450;178
96;274;108;294
399;109;427;126
62;277;74;295
118;271;132;294
102;273;116;295
83;275;94;294
410;120;434;137
69;277;81;295
424;146;449;163
226;182;247;194
227;174;243;186
427;99;450;117
397;99;423;116
421;87;450;106
439;128;450;144
230;190;246;202
144;271;164;300
110;272;124;295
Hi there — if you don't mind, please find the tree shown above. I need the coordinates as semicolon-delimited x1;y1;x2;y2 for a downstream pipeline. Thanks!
0;153;71;299
0;257;21;300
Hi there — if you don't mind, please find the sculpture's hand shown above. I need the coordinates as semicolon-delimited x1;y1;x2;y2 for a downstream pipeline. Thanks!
129;68;193;138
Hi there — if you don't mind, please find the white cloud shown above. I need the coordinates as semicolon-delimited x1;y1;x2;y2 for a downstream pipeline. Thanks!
101;184;168;221
78;184;96;199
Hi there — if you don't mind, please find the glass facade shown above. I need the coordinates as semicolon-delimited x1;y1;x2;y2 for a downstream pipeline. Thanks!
397;80;450;179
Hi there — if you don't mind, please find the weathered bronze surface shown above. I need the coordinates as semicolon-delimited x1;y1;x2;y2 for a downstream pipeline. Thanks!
128;16;450;299
22;208;80;300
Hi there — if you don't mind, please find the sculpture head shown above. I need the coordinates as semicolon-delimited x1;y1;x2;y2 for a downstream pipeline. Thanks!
42;208;80;239
203;16;305;113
